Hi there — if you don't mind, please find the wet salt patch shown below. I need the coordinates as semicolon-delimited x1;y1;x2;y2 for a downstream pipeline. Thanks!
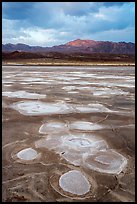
116;83;135;88
74;103;111;113
55;76;80;81
95;155;111;165
35;133;108;155
83;149;127;174
21;77;44;82
64;137;92;148
93;88;129;96
2;91;46;99
78;74;97;78
56;81;71;85
3;84;12;87
11;101;74;116
62;86;76;91
39;122;68;134
35;137;61;149
76;87;91;91
62;135;108;152
27;81;53;85
59;170;91;195
17;148;38;161
69;121;106;131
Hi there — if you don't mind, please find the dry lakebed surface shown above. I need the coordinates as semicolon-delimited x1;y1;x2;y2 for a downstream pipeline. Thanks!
2;65;135;202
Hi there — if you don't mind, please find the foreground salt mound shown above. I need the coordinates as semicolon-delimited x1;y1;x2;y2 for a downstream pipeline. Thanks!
35;133;108;166
17;148;38;161
83;149;127;174
35;134;108;152
69;121;106;131
60;135;108;165
2;91;46;99
39;121;68;134
35;133;127;174
59;170;91;195
10;101;74;116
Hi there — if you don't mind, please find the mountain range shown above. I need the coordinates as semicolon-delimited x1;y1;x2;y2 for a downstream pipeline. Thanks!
2;39;135;55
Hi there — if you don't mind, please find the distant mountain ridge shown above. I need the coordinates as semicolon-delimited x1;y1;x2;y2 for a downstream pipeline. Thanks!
2;39;135;55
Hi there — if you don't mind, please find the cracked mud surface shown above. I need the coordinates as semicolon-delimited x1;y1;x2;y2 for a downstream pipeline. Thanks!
2;65;135;202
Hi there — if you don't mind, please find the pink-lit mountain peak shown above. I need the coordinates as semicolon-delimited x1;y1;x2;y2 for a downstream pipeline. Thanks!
2;39;135;55
65;39;100;47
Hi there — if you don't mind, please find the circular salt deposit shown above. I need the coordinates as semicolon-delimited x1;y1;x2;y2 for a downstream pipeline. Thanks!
69;121;105;131
17;148;38;161
59;170;91;195
35;137;61;149
64;137;91;148
74;103;111;113
11;101;73;116
39;121;67;134
62;135;108;152
83;149;127;174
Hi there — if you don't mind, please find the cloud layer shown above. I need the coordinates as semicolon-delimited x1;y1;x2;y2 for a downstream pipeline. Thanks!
2;2;135;46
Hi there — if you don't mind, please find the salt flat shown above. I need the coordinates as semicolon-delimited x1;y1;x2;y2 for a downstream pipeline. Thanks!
2;65;135;202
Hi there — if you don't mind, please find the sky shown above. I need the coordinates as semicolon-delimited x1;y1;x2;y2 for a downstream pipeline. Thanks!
2;2;135;47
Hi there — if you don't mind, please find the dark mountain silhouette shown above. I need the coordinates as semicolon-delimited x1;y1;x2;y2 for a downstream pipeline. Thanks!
2;39;135;55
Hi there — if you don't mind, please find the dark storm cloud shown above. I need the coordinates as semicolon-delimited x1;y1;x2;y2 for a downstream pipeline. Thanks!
2;2;135;46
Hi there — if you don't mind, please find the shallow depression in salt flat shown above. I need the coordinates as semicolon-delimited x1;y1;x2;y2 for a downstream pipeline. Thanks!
39;121;68;134
83;149;127;174
62;135;108;151
69;121;106;131
59;170;91;195
16;148;38;161
35;133;108;166
74;103;111;113
10;101;74;116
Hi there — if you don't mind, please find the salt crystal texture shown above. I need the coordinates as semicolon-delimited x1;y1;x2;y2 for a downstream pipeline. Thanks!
59;170;91;195
83;149;127;174
69;121;105;131
17;148;38;160
39;122;67;134
11;101;73;116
